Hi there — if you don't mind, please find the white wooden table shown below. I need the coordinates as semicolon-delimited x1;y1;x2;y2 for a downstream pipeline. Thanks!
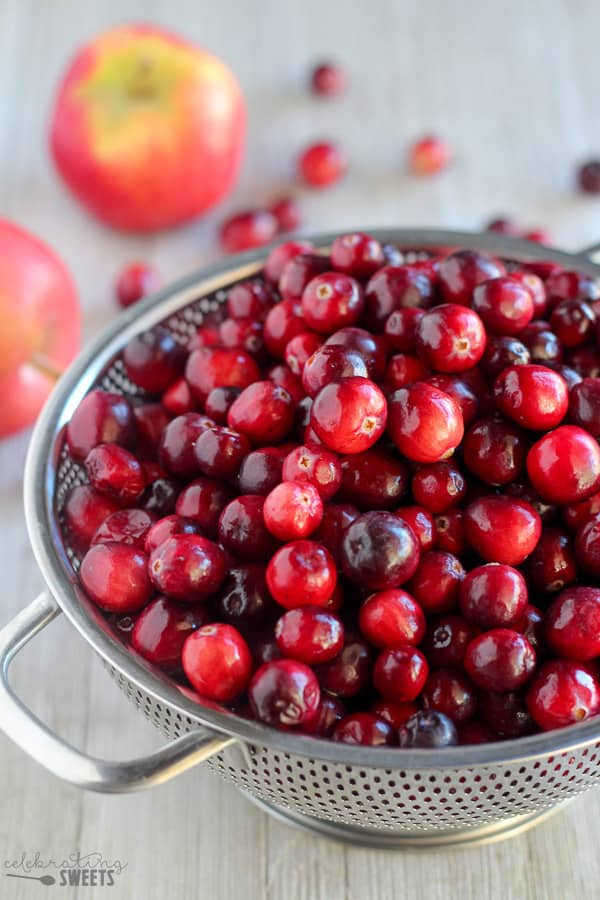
2;1;600;897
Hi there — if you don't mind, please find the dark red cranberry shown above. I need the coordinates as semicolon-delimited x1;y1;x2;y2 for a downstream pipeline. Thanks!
302;695;347;737
316;637;372;697
132;596;208;670
425;375;479;426
459;564;528;628
398;709;458;747
422;668;478;723
284;333;322;375
578;160;600;194
80;542;152;612
549;363;582;391
248;659;320;726
213;564;274;627
384;353;429;389
278;253;330;305
545;586;600;660
481;336;530;379
219;209;278;253
364;266;434;331
228;381;295;445
67;390;136;461
456;720;492;744
338;450;408;510
64;485;122;551
324;327;386;380
422;615;480;669
568;346;600;378
359;588;425;649
186;347;261;404
269;196;302;232
412;461;466;514
563;489;600;532
527;425;600;504
301;344;367;396
546;269;600;307
249;633;283;666
193;426;250;480
140;477;180;517
311;377;387;453
435;510;466;555
575;514;600;576
485;217;519;236
437;250;506;306
406;550;465;615
116;262;161;308
373;646;428;702
301;271;364;333
183;624;252;701
227;279;275;319
370;700;418;729
310;62;347;96
479;691;534;737
175;477;233;537
471;276;534;335
550;299;596;348
526;528;577;592
462;416;527;486
464;629;536;691
298;142;347;188
415;303;486;372
527;659;600;730
332;713;395;746
282;444;342;501
266;540;337;609
388;382;464;463
514;604;546;657
92;508;155;549
218;495;278;562
144;515;203;556
123;328;186;394
395;505;435;551
161;378;196;416
149;534;226;602
133;403;171;457
522;327;562;365
238;446;286;495
219;316;265;358
340;511;420;590
464;495;541;565
275;606;344;664
188;325;220;351
504;480;557;525
383;307;424;352
312;503;359;563
269;363;304;403
84;443;145;502
569;378;600;437
158;412;214;479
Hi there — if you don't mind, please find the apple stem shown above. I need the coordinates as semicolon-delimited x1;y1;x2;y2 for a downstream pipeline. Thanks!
29;353;65;382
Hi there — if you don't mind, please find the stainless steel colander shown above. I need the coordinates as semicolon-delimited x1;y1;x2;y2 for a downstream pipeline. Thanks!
3;228;600;851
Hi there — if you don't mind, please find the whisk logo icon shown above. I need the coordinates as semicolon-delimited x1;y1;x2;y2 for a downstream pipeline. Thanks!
4;851;128;887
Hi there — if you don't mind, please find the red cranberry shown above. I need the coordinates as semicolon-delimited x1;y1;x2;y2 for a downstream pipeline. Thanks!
504;480;557;525
282;444;342;500
422;614;480;669
158;413;214;479
426;374;480;426
527;528;577;592
406;550;465;615
149;534;226;602
188;325;220;351
486;217;519;235
409;135;451;174
132;596;208;670
312;503;359;563
266;540;337;609
301;272;364;333
340;511;420;590
133;403;171;457
459;564;528;628
523;228;552;244
384;353;429;389
435;510;466;555
415;303;486;372
316;637;372;697
220;317;265;358
310;62;347;97
92;508;155;549
182;624;252;701
269;363;304;404
193;426;250;480
373;646;428;702
269;196;302;232
370;700;418;729
398;709;458;747
575;513;600;576
365;266;434;331
80;543;152;612
388;382;464;463
84;443;145;502
284;332;322;375
550;299;596;348
301;695;346;737
219;495;278;562
563;489;600;532
248;659;320;727
329;232;384;280
298;142;347;188
338;450;408;510
464;495;541;565
545;586;600;660
301;345;367;396
462;416;526;486
228;381;295;445
275;606;344;664
227;279;274;319
527;659;600;730
116;262;161;308
568;346;600;378
494;364;568;431
263;481;323;541
514;604;547;658
359;588;426;649
64;485;122;551
186;347;261;405
175;477;233;536
412;461;466;514
437;250;506;306
144;515;203;556
264;241;314;286
67;390;136;461
569;378;600;437
527;425;600;504
457;720;492;744
325;326;386;379
140;477;180;517
384;307;424;352
332;713;395;746
278;253;330;304
578;160;600;194
479;691;534;737
509;271;547;317
464;629;536;692
161;378;196;416
123;327;186;394
422;668;478;723
214;564;274;626
310;377;387;454
395;506;435;551
471;277;534;335
521;326;562;366
219;209;278;253
238;446;286;495
546;269;600;307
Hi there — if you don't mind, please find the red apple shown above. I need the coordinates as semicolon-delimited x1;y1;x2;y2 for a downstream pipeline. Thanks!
49;24;246;233
0;219;80;438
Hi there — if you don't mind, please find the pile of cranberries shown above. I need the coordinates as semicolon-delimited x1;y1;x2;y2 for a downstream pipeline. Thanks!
63;233;600;750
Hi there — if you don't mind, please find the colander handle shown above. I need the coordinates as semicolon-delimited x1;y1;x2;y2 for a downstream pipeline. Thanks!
0;592;237;793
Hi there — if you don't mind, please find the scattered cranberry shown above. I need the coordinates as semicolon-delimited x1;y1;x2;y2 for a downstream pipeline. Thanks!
359;588;426;649
116;262;161;308
578;160;600;194
464;495;541;565
459;564;528;628
340;511;420;590
298;141;347;188
527;425;600;504
398;709;458;747
220;210;278;253
275;606;344;664
80;543;152;612
409;135;452;175
333;713;395;746
248;659;320;726
269;196;302;232
310;62;347;97
132;597;208;670
485;217;520;236
527;659;600;730
149;534;226;602
311;376;387;453
388;382;464;463
464;629;536;692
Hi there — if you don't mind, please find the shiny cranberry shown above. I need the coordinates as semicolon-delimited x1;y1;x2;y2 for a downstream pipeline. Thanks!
144;515;202;556
116;261;161;308
383;307;424;352
175;477;233;536
188;325;221;351
278;254;330;306
268;364;304;405
435;510;466;555
411;461;466;514
359;588;425;649
249;659;320;727
67;390;136;461
471;276;534;335
275;606;344;664
514;604;547;658
504;480;558;525
183;623;252;701
158;413;214;479
193;426;250;480
383;353;428;389
426;375;479;426
133;403;171;457
301;345;367;397
569;378;600;437
526;528;577;592
398;709;458;748
219;209;278;253
220;317;265;358
282;444;341;501
437;250;506;306
311;377;387;454
64;485;122;551
527;425;600;504
464;629;536;691
338;449;408;510
479;691;534;737
123;328;186;394
84;443;145;502
316;637;372;697
269;196;301;232
545;586;600;660
238;447;286;495
226;280;273;320
140;477;180;518
80;543;152;612
563;489;600;532
340;511;420;590
332;713;395;746
161;378;196;416
284;333;322;375
575;514;600;576
228;382;295;446
92;508;155;549
364;266;433;331
325;326;386;379
312;503;359;563
422;614;480;669
395;506;435;551
549;363;582;391
462;416;526;487
406;550;464;615
550;299;595;348
373;646;428;702
213;564;274;626
132;596;208;670
578;160;600;194
464;495;541;565
568;346;600;378
263;481;323;541
301;272;364;333
370;700;418;729
422;668;477;723
509;271;548;317
415;303;486;372
522;260;563;282
186;347;260;405
527;659;600;730
301;694;346;737
266;540;337;609
546;269;600;307
388;382;464;463
264;242;314;286
521;327;562;365
298;142;347;188
149;534;226;602
310;62;347;96
329;232;384;280
459;564;527;628
494;365;568;431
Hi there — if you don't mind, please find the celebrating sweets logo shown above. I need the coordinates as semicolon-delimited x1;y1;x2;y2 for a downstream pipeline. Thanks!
4;851;128;887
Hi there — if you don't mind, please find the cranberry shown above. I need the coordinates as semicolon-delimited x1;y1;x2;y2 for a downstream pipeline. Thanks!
395;506;435;551
338;450;408;510
398;709;458;747
298;141;347;188
220;317;265;358
67;390;136;461
373;646;428;702
332;713;395;746
116;262;161;308
149;534;226;602
514;604;547;658
578;160;600;194
486;217;520;236
437;250;506;306
226;381;295;445
412;461;466;514
268;364;304;405
188;325;221;351
464;629;536;692
568;346;600;378
301;695;346;737
459;564;528;628
278;253;330;305
301;345;368;396
325;326;386;379
263;481;323;541
462;416;526;486
301;272;364;333
388;382;464;463
158;412;214;479
409;135;452;174
213;564;274;626
175;477;233;536
479;691;534;738
64;485;122;551
266;540;337;609
523;228;552;245
406;550;465;615
182;624;252;702
415;303;486;372
133;403;172;457
457;720;492;744
248;659;320;727
123;328;186;394
370;700;418;729
569;378;600;437
84;444;145;502
144;514;202;556
546;269;600;307
140;477;180;518
471;277;534;335
340;511;420;590
187;347;261;405
550;299;596;348
563;490;600;532
269;196;302;233
493;364;568;431
384;307;425;352
527;659;600;730
264;242;314;287
316;637;372;697
464;495;541;565
80;543;152;612
162;378;196;416
132;596;208;670
364;266;434;331
329;232;384;280
426;374;480;426
193;426;250;480
284;333;322;375
545;586;600;660
435;510;466;555
521;326;562;365
310;377;387;454
282;444;341;500
359;588;425;649
527;528;577;592
310;62;347;96
527;425;600;504
384;353;429;389
238;447;286;495
422;668;478;723
275;606;344;664
92;508;154;549
510;271;548;317
227;281;273;321
312;502;359;563
219;209;278;253
422;614;480;669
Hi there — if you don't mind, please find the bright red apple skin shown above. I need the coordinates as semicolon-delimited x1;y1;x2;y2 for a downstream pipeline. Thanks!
49;24;246;233
0;219;80;438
